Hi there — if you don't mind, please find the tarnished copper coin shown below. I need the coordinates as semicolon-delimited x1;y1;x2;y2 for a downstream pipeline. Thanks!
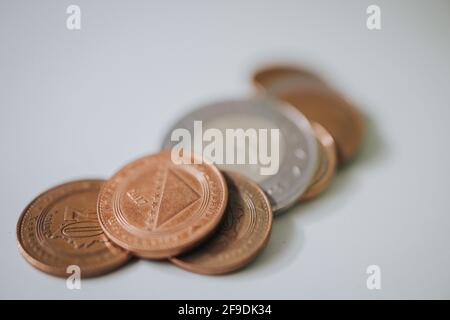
97;150;228;259
278;87;364;164
252;64;326;95
170;171;273;275
301;122;337;201
16;180;130;278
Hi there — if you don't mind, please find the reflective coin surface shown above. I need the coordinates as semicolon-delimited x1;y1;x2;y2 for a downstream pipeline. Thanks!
16;180;130;278
170;171;272;275
161;97;319;213
301;122;337;201
278;88;364;164
252;65;326;95
97;150;228;259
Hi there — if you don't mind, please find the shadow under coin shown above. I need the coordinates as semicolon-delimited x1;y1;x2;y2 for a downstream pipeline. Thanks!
67;256;140;282
287;109;387;224
340;109;387;171
236;210;304;278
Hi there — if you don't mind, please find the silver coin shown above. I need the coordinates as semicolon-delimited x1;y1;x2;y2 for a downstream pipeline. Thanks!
161;96;319;214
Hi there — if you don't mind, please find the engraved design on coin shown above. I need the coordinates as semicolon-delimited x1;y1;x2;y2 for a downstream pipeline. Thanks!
170;171;273;275
48;207;106;249
16;180;129;278
97;150;228;259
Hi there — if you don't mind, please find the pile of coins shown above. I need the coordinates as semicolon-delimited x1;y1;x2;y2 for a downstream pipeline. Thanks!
16;65;364;277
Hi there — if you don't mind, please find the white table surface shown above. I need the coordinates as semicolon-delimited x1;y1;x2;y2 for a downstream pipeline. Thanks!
1;0;449;299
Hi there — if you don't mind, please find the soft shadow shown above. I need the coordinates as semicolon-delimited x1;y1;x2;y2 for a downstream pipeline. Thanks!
240;211;303;277
60;256;140;283
341;109;387;171
301;112;385;224
247;108;389;269
150;211;301;279
103;256;140;277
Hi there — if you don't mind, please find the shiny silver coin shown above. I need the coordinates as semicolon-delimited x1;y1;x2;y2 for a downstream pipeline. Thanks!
161;96;319;214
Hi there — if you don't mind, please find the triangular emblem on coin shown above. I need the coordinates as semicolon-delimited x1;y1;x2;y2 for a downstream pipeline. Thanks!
155;168;201;228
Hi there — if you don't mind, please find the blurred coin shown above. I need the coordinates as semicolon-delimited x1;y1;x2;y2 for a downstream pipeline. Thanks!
252;64;326;95
278;88;364;164
301;122;337;201
170;171;272;275
16;180;130;278
97;150;228;259
161;97;319;214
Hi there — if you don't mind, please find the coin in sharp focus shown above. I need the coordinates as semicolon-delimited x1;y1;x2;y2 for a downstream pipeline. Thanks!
161;97;319;214
97;150;228;259
170;171;273;275
301;122;337;201
277;87;364;164
16;180;130;278
252;65;327;95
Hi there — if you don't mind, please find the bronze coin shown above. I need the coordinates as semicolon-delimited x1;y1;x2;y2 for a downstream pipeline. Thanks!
278;87;364;164
97;150;228;259
301;122;337;201
170;171;273;275
252;64;326;95
16;180;130;278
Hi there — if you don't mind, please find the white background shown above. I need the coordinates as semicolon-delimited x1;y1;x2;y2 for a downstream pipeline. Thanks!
1;0;449;299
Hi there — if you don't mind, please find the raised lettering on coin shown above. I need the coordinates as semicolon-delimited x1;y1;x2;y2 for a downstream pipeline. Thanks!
16;180;129;278
97;151;228;259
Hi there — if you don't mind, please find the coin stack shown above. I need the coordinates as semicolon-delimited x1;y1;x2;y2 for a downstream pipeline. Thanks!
16;65;364;277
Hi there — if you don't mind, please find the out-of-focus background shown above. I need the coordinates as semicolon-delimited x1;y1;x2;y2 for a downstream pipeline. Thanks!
1;0;449;299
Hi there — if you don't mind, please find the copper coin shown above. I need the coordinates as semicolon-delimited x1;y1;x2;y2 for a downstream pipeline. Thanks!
252;64;326;95
97;150;228;259
170;171;272;275
16;180;130;278
301;122;337;201
278;87;364;164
